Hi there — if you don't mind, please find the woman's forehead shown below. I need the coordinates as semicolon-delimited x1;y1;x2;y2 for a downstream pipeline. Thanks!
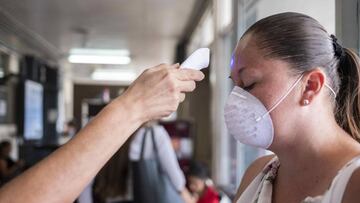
235;53;262;68
233;37;264;69
232;40;292;77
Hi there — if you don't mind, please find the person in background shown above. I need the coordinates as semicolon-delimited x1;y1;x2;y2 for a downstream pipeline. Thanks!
93;139;133;203
0;141;24;185
187;161;219;203
59;120;78;145
129;121;194;203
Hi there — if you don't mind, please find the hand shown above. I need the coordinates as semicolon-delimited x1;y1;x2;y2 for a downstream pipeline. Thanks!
121;63;205;122
181;188;198;203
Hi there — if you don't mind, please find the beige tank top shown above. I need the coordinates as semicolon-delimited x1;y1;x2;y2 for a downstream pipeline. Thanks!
236;156;360;203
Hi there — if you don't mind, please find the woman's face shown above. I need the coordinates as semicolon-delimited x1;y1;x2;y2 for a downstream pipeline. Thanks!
230;34;304;148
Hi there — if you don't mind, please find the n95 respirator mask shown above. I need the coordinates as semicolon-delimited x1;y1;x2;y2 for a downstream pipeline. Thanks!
224;75;304;149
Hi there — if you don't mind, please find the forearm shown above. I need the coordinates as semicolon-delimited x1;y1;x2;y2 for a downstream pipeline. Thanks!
0;63;204;202
181;188;196;203
0;96;143;203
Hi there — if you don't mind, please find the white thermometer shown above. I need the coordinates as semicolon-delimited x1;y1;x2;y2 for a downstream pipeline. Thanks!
180;48;210;70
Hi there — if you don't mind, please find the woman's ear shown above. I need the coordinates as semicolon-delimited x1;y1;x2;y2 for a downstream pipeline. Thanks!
301;69;325;106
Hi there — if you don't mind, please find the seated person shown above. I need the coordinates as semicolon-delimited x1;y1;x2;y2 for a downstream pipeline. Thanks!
187;161;219;203
0;141;24;185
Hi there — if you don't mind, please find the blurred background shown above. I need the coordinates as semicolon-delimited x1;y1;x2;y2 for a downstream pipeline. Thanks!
0;0;357;202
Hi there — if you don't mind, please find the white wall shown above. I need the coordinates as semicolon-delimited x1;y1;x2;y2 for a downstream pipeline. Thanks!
336;0;359;50
250;0;335;34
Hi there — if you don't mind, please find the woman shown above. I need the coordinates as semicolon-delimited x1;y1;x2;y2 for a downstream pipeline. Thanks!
227;13;360;202
0;63;204;202
129;121;193;203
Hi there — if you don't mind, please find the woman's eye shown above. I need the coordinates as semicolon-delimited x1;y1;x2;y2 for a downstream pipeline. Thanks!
243;83;256;91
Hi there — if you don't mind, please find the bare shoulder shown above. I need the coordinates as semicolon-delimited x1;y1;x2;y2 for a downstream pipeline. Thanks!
233;155;276;202
342;167;360;203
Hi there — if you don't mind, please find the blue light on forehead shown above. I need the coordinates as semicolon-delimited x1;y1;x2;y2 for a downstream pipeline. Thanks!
230;55;235;69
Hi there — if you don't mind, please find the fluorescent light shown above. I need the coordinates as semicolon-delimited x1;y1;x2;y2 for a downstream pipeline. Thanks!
69;55;131;65
68;48;131;65
91;69;136;81
70;48;130;56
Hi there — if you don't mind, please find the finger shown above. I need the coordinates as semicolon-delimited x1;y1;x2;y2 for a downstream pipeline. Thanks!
151;63;172;71
179;93;186;103
150;63;179;75
178;80;196;92
172;63;180;69
175;69;205;81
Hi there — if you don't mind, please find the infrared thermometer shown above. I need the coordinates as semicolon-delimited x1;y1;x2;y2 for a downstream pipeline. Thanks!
180;48;210;70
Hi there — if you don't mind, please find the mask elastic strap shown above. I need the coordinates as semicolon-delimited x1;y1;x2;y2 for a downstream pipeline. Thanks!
256;75;337;122
256;74;304;122
325;84;336;97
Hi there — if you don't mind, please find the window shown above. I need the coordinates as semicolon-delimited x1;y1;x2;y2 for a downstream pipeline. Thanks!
218;0;234;32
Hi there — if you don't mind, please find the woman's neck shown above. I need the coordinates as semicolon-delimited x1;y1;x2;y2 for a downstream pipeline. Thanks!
272;116;360;181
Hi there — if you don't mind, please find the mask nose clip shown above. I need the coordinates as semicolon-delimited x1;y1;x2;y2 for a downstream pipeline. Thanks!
232;91;247;99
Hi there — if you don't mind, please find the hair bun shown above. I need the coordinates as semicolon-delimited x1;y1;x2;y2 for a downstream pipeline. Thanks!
330;34;345;59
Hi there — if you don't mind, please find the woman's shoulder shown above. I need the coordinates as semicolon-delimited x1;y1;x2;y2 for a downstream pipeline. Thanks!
234;155;276;202
341;165;360;202
152;125;171;141
153;124;167;133
326;153;360;203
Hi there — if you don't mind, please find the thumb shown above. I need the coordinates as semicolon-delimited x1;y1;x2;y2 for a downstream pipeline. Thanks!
171;63;180;69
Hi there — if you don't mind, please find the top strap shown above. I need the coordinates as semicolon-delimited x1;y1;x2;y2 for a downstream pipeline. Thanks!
324;155;360;203
139;127;150;160
150;127;158;154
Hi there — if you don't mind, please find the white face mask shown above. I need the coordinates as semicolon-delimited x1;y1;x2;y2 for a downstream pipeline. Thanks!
224;75;305;149
224;72;337;149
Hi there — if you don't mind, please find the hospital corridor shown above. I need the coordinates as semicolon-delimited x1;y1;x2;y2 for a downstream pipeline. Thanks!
0;0;359;202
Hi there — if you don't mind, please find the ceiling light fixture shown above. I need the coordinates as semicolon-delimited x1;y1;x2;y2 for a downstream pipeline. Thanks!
91;69;136;81
68;48;131;65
